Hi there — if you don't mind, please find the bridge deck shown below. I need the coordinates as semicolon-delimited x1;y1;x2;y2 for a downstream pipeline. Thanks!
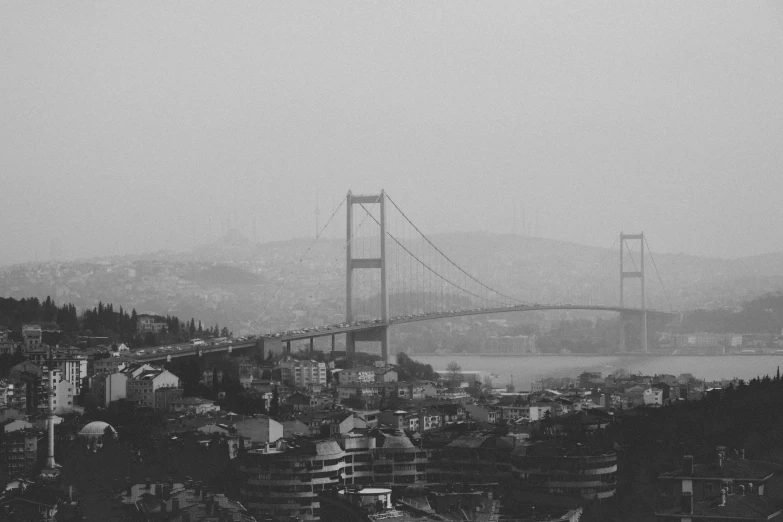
128;305;674;363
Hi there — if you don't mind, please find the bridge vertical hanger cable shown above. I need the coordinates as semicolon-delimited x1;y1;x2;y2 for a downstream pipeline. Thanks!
643;236;673;312
254;198;346;328
385;194;525;306
358;204;513;307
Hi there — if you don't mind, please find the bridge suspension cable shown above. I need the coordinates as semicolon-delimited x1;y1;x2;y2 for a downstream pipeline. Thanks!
253;197;346;328
357;202;518;309
384;194;525;306
643;236;673;312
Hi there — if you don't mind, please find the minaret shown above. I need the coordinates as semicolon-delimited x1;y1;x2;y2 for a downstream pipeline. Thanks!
44;348;57;470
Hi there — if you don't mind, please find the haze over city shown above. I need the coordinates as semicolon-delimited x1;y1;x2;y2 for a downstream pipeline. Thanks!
3;1;783;265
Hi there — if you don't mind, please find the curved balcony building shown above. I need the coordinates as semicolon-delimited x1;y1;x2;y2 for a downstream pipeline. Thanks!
240;438;346;521
511;451;617;500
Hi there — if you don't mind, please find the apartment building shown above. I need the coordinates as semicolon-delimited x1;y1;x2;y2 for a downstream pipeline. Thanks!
339;366;376;384
90;372;127;407
21;325;42;353
280;359;327;388
656;448;780;521
240;429;427;522
126;368;180;409
136;314;167;333
55;356;88;396
0;380;27;411
36;369;75;415
0;429;39;478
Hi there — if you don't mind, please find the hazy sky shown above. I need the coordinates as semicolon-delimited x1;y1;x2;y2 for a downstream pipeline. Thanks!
3;1;783;264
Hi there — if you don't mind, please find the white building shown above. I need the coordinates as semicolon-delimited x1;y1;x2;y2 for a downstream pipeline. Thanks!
280;359;327;387
126;368;180;409
55;357;88;396
643;388;663;406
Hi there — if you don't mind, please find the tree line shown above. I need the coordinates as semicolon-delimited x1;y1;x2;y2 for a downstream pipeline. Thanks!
0;295;221;347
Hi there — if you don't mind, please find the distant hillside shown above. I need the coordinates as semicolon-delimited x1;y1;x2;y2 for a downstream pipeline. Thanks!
182;265;264;286
2;231;783;338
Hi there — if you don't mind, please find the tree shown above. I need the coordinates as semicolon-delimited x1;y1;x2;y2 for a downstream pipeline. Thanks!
212;367;220;396
446;361;462;382
270;386;280;418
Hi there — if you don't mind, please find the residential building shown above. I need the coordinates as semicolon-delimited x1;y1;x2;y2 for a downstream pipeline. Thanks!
90;372;127;407
0;482;60;521
512;445;618;501
656;448;782;521
339;366;376;384
136;314;167;333
0;380;26;411
169;397;220;415
280;359;327;388
529;401;554;421
643;387;664;406
239;429;427;521
119;480;256;522
37;370;76;415
21;324;43;354
375;368;398;383
464;404;501;423
126;368;180;409
93;355;134;375
54;356;88;396
233;416;284;444
0;328;16;356
154;386;184;412
1;419;33;433
0;429;39;478
675;333;743;348
285;392;315;412
484;335;537;354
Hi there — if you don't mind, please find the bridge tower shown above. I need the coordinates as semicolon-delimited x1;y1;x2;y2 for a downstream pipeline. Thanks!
345;190;390;362
619;232;647;352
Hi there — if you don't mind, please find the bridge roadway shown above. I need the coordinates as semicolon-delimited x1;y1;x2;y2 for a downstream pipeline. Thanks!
130;304;675;364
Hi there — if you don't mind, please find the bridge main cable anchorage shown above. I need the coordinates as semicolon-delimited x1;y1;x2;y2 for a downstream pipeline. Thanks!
357;203;514;307
384;194;526;306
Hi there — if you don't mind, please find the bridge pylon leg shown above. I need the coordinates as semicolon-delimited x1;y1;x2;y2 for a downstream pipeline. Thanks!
380;326;389;365
286;340;291;355
618;314;626;353
346;332;355;357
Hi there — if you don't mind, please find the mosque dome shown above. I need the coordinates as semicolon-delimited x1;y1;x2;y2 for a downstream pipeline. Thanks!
78;421;118;439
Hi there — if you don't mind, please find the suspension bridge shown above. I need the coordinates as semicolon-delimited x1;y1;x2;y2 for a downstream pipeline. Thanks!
134;190;675;365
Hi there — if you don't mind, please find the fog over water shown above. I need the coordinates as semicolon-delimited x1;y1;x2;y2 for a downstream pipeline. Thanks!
412;355;783;390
